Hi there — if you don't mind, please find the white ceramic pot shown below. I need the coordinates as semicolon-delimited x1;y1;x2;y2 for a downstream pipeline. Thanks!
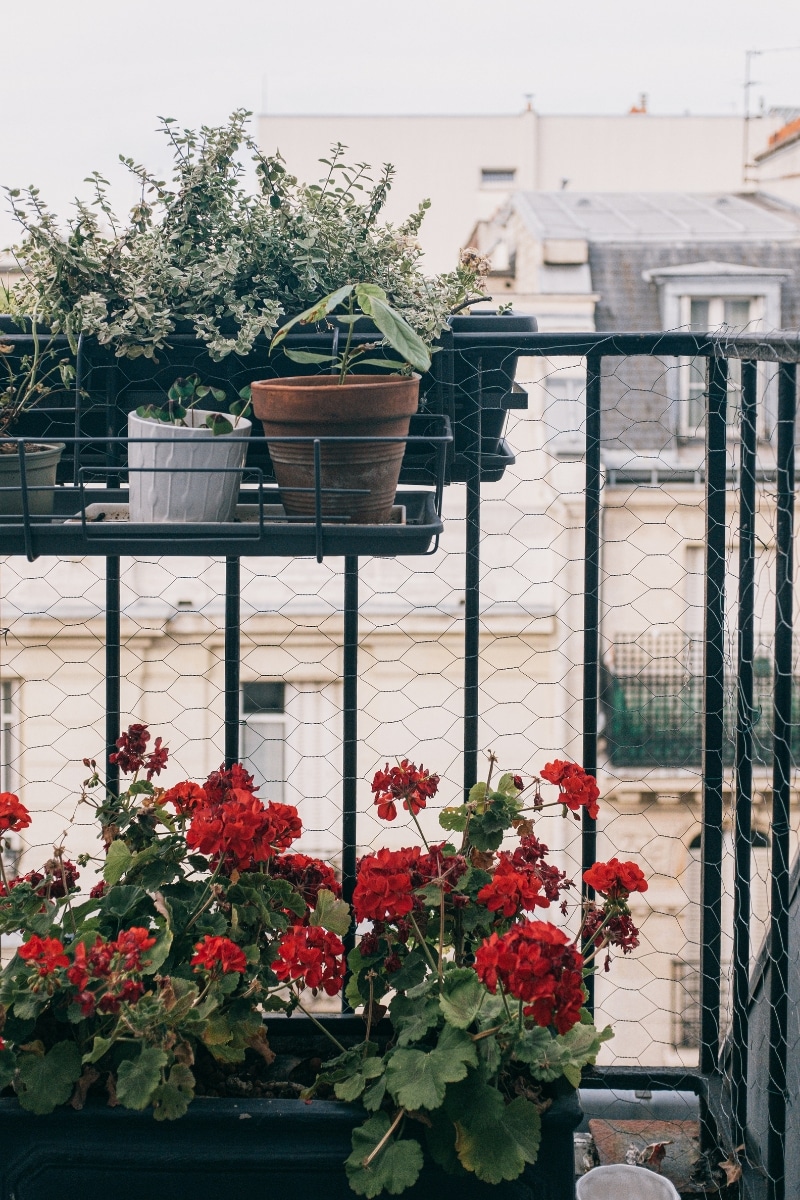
127;410;251;523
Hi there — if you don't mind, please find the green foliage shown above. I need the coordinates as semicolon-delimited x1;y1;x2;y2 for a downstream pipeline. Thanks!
8;118;487;361
309;888;352;937
384;1025;477;1111
135;373;251;434
15;1042;82;1114
152;1063;195;1120
438;968;485;1029
454;1095;541;1184
345;1115;424;1198
115;1047;169;1110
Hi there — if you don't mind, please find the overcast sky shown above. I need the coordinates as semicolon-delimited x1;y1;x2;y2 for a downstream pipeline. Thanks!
3;0;800;247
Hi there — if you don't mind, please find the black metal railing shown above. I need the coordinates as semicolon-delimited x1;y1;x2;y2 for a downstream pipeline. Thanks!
2;324;800;1199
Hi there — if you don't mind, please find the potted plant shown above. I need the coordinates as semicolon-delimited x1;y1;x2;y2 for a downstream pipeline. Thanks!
0;305;73;516
128;374;252;523
0;727;645;1200
250;284;431;524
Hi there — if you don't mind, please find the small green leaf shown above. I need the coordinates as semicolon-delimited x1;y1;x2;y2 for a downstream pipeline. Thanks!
103;840;132;885
354;359;410;371
16;1042;82;1115
152;1063;195;1120
390;991;440;1047
116;1047;169;1111
84;1034;116;1065
439;968;485;1029
270;285;353;350
468;781;487;810
282;349;335;365
346;1115;424;1198
309;889;351;937
206;414;233;436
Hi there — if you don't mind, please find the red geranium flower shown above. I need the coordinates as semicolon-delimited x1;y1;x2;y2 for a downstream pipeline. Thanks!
110;723;151;775
352;846;420;922
274;924;345;996
18;934;69;977
112;926;156;971
583;859;648;901
269;853;341;909
371;759;440;822
191;934;247;975
186;791;301;873
162;781;207;815
478;857;546;918
144;737;169;780
0;793;31;833
540;761;600;821
414;843;468;893
474;920;585;1035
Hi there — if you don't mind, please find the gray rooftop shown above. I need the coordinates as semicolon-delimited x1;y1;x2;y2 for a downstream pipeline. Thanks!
513;192;800;242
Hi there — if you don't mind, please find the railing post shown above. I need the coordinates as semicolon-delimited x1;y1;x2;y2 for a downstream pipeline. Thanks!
767;361;796;1200
463;358;482;798
342;555;359;1009
732;359;757;1148
224;557;240;768
581;354;602;1015
700;354;727;1076
105;556;120;795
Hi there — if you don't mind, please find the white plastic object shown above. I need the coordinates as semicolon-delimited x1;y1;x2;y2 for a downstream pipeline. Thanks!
128;409;251;523
576;1164;681;1199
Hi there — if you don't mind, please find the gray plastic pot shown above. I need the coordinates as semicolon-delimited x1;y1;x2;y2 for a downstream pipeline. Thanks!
0;443;65;516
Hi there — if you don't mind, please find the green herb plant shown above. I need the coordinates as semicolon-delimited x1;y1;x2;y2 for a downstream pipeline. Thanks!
135;374;252;436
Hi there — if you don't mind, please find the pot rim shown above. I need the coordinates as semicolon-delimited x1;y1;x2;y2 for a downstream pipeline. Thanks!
128;410;251;437
251;373;420;391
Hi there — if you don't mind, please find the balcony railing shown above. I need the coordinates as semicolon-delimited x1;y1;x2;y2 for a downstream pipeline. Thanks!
1;323;800;1198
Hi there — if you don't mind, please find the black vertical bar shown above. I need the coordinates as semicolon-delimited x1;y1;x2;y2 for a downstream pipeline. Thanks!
73;335;83;488
463;358;482;798
224;557;240;768
106;365;120;489
767;361;795;1200
581;355;602;1015
106;557;120;796
342;555;359;1009
700;354;727;1075
732;359;757;1146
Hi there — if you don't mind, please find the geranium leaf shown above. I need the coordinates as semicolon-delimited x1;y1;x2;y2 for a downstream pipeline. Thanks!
389;991;440;1046
115;1047;168;1111
16;1042;82;1115
438;968;485;1029
454;1095;541;1184
385;1026;476;1110
152;1063;195;1121
346;1115;424;1198
439;806;468;832
103;839;132;885
309;889;351;937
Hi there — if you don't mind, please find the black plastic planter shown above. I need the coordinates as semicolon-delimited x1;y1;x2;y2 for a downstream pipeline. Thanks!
0;1017;581;1200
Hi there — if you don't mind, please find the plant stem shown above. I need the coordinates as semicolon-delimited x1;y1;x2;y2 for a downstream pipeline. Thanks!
408;806;430;852
499;982;513;1024
408;912;439;976
296;1000;348;1054
338;294;356;385
362;1108;406;1168
438;887;445;985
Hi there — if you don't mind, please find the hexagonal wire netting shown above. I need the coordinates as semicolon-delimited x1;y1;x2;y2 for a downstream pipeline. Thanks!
0;325;798;1190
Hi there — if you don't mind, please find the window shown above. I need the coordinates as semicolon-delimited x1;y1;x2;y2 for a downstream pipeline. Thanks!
481;168;516;187
541;369;586;452
681;295;758;434
241;682;286;802
0;681;13;794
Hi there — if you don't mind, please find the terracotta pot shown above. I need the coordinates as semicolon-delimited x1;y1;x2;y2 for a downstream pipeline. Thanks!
250;375;420;524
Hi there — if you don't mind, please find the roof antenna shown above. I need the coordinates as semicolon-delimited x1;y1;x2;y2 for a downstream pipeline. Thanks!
560;178;569;190
524;93;534;112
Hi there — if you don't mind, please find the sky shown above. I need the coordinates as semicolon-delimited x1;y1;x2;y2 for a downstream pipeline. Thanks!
2;0;800;248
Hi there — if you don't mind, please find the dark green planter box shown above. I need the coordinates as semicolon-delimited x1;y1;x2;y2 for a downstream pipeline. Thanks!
0;1016;579;1200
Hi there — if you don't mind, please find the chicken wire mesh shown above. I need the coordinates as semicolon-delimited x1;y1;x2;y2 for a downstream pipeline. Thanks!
0;325;799;1191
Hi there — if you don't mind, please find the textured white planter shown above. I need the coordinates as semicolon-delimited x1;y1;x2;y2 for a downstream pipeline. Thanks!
127;409;251;523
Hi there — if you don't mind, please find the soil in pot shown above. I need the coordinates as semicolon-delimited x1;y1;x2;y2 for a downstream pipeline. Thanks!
0;442;65;516
250;374;419;525
127;409;251;523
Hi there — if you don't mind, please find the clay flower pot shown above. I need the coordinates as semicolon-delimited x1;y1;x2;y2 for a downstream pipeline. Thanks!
250;375;419;525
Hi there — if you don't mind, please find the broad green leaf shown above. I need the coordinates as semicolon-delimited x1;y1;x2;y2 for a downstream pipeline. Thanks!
495;773;521;797
16;1042;82;1115
439;806;468;832
389;991;440;1046
282;348;335;365
345;1115;424;1198
385;1026;476;1110
152;1063;195;1121
468;781;487;810
362;1075;387;1112
115;1047;168;1111
206;414;233;436
455;1095;541;1184
444;1072;505;1126
351;358;410;371
270;285;353;349
334;1056;384;1102
141;923;173;975
438;968;485;1029
102;884;147;920
354;283;388;310
368;296;430;373
309;888;351;937
104;839;132;885
84;1034;116;1065
388;949;428;992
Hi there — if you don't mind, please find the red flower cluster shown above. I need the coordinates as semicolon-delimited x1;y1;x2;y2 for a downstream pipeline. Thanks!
510;836;573;905
474;920;585;1035
191;934;247;975
269;852;341;909
203;763;258;805
540;761;600;821
353;847;420;922
274;924;345;996
1;859;80;900
110;723;169;780
187;792;301;873
67;926;156;1016
583;859;648;901
582;906;641;969
162;781;207;815
415;843;468;894
478;857;546;918
18;935;69;976
371;760;440;821
0;793;31;833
